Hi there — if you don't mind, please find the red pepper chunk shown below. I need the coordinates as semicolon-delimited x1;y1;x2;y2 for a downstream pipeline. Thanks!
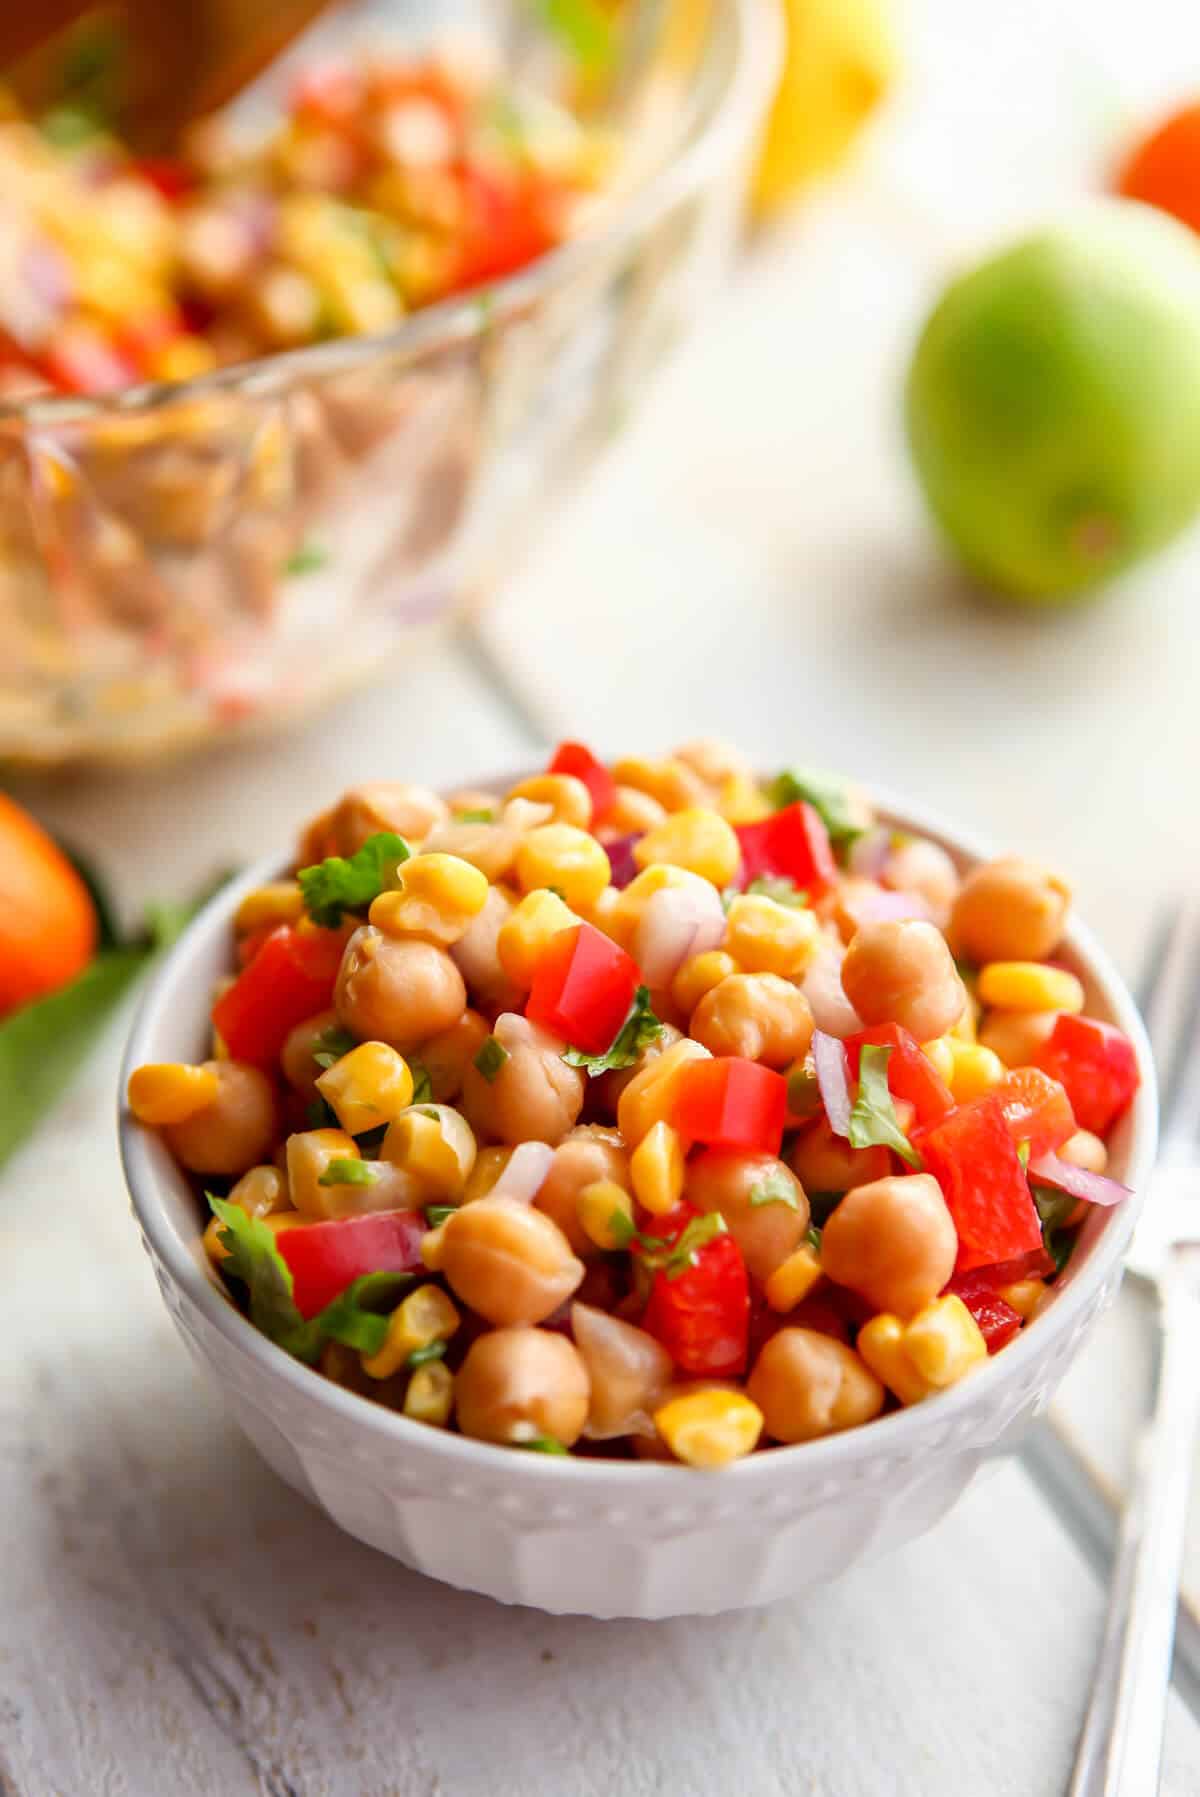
946;1273;1023;1353
278;1210;426;1319
913;1096;1044;1275
212;925;345;1070
672;1057;787;1154
637;1203;750;1376
734;802;836;899
994;1066;1076;1159
525;923;640;1055
844;1023;955;1128
547;741;616;825
1033;1015;1139;1136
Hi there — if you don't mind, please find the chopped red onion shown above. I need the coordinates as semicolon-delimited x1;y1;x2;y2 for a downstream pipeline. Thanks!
492;1140;555;1204
812;1030;852;1137
802;940;864;1039
847;827;891;879
632;877;725;989
1029;1151;1130;1208
604;834;640;888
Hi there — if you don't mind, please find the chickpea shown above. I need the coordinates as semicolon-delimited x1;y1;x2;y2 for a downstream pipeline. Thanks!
418;1009;490;1101
686;1150;809;1280
506;773;593;829
883;837;960;926
1061;1128;1108;1174
612;756;709;813
421;818;520;883
673;737;754;788
449;884;522;1010
820;1174;957;1318
748;1328;884;1444
439;1196;585;1325
841;920;966;1043
977;1008;1059;1069
535;1126;631;1258
335;926;466;1051
690;973;814;1069
280;1007;341;1097
601;785;668;838
163;1061;276;1175
787;1120;886;1194
328;782;448;854
287;1129;418;1219
571;1302;673;1439
226;1163;290;1218
455;1327;590;1448
459;1012;585;1146
949;856;1071;964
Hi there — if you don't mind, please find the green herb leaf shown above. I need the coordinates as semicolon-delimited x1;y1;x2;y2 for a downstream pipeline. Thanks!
529;0;616;75
639;1211;728;1279
516;1434;570;1455
767;768;863;848
425;1203;457;1228
474;1035;510;1082
297;831;409;927
1033;1181;1079;1276
745;875;809;909
284;541;329;576
847;1044;923;1169
317;1272;413;1354
806;1225;823;1253
408;1062;434;1105
749;1167;800;1211
607;1206;637;1249
318;1158;379;1188
407;1340;448;1370
562;987;663;1075
311;1024;357;1070
454;808;496;824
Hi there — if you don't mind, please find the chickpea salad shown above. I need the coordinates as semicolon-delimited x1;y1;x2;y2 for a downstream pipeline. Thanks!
127;743;1139;1468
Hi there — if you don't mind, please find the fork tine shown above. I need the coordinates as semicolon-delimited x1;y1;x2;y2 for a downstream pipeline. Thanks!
1142;902;1200;1156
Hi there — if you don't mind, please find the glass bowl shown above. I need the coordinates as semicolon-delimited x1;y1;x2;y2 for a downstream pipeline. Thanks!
0;0;779;767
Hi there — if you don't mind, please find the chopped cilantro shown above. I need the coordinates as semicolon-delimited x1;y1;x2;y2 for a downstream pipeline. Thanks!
408;1062;434;1105
516;1434;570;1455
639;1211;728;1280
474;1036;510;1082
298;831;409;927
745;875;809;909
749;1167;800;1210
311;1025;356;1070
454;808;495;824
284;541;329;576
425;1203;457;1228
806;1225;823;1253
407;1340;448;1370
1032;1184;1080;1275
847;1045;923;1169
319;1158;378;1188
607;1206;637;1249
563;987;663;1075
766;768;863;848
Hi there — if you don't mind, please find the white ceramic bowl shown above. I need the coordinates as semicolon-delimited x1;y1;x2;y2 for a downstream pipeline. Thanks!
119;786;1157;1618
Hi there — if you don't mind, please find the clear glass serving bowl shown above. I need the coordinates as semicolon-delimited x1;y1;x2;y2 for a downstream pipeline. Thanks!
0;0;778;767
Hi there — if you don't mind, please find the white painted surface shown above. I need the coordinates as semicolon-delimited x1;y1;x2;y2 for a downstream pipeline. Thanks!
7;0;1200;1789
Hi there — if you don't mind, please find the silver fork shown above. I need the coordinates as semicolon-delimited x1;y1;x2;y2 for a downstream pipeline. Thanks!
1068;904;1200;1796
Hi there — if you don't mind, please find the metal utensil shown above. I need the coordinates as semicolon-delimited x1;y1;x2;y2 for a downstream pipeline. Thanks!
1068;903;1200;1796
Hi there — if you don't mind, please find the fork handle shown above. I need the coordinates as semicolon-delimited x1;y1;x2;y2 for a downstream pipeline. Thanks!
1069;1283;1200;1797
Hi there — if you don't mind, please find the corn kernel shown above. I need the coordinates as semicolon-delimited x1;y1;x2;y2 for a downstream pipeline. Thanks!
234;881;305;934
902;1295;988;1388
369;853;489;947
856;1314;934;1407
497;887;580;986
606;784;667;834
227;1164;289;1219
382;1104;476;1199
404;1359;454;1426
998;1279;1044;1321
577;1179;635;1250
316;1041;414;1135
944;1040;1005;1103
672;948;738;1016
420;1225;447;1270
464;1145;514;1202
977;962;1085;1015
514;824;611;911
764;1245;823;1312
724;893;820;978
922;1037;956;1085
633;808;740;888
653;1389;764;1467
629;1120;686;1216
127;1062;219;1126
612;756;706;813
585;884;623;941
715;772;770;825
617;1038;711;1147
362;1284;460;1379
506;773;592;829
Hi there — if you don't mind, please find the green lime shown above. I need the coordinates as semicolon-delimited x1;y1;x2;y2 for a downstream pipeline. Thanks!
905;200;1200;601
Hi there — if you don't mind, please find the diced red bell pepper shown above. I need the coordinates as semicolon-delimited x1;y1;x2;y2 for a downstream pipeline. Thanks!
1033;1015;1139;1136
547;741;616;826
212;925;345;1070
236;923;276;969
637;1203;750;1376
672;1057;787;1155
994;1066;1076;1159
525;922;640;1055
135;156;195;202
278;1210;426;1319
946;1272;1023;1353
734;801;836;899
913;1096;1044;1275
844;1023;956;1128
451;167;555;292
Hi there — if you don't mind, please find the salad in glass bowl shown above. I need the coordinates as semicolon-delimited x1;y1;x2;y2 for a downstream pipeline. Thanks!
125;741;1140;1470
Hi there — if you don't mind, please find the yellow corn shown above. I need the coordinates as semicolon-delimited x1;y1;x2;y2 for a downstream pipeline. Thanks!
617;1038;711;1147
382;1105;476;1198
362;1284;460;1379
922;1036;956;1085
977;962;1085;1015
632;808;741;888
944;1040;1005;1103
998;1279;1043;1321
902;1295;988;1388
585;883;624;941
203;1209;302;1266
496;887;580;986
506;773;593;829
404;1359;455;1426
715;772;770;825
127;1062;219;1126
234;880;305;934
316;1041;415;1136
420;1225;447;1271
724;893;820;978
606;784;668;835
464;1145;514;1203
369;853;489;947
629;1121;685;1216
856;1314;935;1407
764;1245;823;1312
612;756;705;813
577;1179;635;1250
514;824;611;911
227;1164;289;1219
653;1389;764;1467
672;949;738;1017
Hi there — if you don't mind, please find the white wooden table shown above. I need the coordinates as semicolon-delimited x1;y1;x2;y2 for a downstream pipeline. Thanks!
7;2;1200;1790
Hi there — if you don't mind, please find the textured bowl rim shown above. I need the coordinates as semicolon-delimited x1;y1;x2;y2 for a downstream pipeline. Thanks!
2;0;782;427
119;779;1159;1491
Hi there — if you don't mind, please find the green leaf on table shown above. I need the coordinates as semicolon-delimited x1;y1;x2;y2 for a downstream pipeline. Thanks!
563;987;662;1075
528;0;615;75
297;831;409;927
847;1044;923;1169
766;768;863;849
